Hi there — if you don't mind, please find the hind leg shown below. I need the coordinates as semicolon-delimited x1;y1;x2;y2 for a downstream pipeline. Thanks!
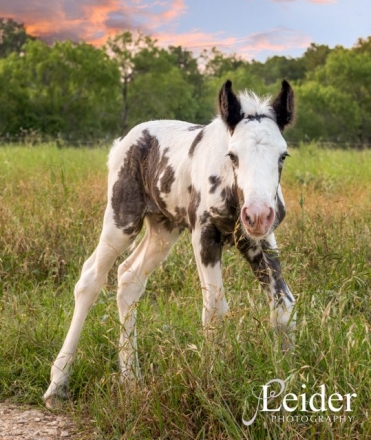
43;208;135;407
116;214;181;380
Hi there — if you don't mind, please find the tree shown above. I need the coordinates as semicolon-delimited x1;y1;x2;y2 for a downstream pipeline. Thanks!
302;43;332;74
201;48;245;77
353;36;371;54
107;32;203;132
0;18;34;58
0;39;122;136
291;81;361;142
313;47;371;142
251;56;306;85
0;22;370;144
106;32;154;134
128;43;199;126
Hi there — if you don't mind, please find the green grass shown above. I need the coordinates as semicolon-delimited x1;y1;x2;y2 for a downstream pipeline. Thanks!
0;143;370;439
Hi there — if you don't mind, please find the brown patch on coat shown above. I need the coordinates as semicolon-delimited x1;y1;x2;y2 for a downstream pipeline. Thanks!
220;185;242;205
200;224;222;267
111;131;153;236
160;165;175;194
188;129;204;157
188;186;201;229
144;142;193;231
208;184;240;235
174;206;188;229
187;124;204;131
236;236;293;304
200;210;210;225
155;211;187;234
111;129;182;235
209;175;222;194
197;184;241;267
145;143;187;231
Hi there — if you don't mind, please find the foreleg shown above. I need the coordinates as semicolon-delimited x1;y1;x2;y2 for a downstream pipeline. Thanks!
239;233;295;349
192;225;228;329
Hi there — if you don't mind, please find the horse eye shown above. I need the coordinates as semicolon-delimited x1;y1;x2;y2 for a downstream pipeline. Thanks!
227;152;238;166
280;152;290;163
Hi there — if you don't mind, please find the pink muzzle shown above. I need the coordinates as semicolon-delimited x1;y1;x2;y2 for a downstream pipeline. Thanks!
241;205;275;238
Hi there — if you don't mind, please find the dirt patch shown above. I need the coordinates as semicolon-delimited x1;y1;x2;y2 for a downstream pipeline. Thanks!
0;402;93;440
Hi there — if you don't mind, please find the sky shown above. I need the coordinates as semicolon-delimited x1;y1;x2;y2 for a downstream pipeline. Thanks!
1;0;370;61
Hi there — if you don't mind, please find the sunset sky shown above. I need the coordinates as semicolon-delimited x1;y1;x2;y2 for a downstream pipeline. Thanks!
1;0;370;61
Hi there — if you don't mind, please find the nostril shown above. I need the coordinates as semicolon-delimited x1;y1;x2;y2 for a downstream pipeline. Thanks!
243;208;254;227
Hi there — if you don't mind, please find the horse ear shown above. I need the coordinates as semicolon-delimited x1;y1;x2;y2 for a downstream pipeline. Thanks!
272;79;295;131
219;80;243;132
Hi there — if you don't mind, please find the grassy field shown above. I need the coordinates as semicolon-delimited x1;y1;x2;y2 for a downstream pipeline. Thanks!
0;143;370;439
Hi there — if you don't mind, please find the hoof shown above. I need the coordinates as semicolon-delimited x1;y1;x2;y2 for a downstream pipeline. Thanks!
43;385;68;409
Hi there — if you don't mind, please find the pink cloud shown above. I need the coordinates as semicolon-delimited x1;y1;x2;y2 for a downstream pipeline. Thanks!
0;0;312;58
154;30;237;50
239;28;312;58
158;0;187;21
154;27;311;60
0;0;187;44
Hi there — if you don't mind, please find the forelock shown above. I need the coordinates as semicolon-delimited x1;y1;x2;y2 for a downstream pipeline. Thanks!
238;90;275;120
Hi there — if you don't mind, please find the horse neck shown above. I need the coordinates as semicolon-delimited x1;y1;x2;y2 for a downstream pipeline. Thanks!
196;117;234;185
207;117;230;149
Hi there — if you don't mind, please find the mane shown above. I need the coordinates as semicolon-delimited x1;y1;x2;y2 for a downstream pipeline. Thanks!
238;90;275;119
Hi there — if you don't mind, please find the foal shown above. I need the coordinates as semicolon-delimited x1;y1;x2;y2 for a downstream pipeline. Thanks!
44;80;296;407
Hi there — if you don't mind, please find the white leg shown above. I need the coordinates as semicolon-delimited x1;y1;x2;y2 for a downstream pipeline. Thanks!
117;215;180;380
191;228;228;329
43;210;133;407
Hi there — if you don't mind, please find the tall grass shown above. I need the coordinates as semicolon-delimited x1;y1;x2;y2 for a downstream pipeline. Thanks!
0;143;370;439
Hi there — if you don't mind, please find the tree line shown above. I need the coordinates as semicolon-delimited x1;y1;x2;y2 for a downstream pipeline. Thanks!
1;18;371;144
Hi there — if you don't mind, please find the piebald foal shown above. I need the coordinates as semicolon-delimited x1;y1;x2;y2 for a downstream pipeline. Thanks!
44;80;296;407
